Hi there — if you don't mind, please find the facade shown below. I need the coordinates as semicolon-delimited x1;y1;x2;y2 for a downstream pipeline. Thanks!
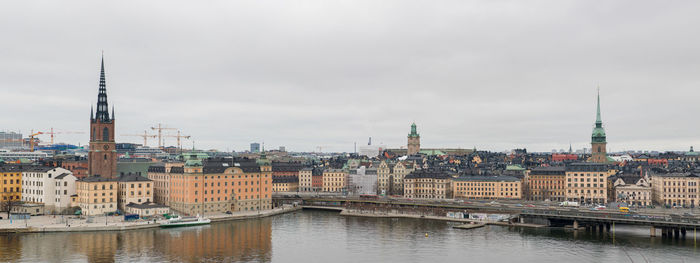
0;131;23;150
272;177;298;192
376;160;392;195
612;176;652;207
148;165;171;206
298;168;313;192
322;169;347;193
407;122;420;155
453;175;522;200
565;163;614;204
167;157;272;215
0;165;22;202
61;159;88;178
76;176;118;216
347;166;378;196
311;168;323;192
88;57;118;178
250;143;260;153
590;91;608;163
117;173;153;211
527;166;566;201
404;170;452;199
21;167;76;213
650;173;700;207
271;162;303;178
124;202;169;217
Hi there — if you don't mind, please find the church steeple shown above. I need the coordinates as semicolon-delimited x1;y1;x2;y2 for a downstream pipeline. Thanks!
94;55;111;122
595;88;602;127
591;88;608;163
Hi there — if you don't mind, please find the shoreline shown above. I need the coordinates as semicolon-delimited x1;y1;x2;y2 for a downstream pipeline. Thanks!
0;206;301;234
338;209;545;228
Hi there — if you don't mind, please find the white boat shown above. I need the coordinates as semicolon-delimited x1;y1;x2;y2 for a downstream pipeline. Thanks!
160;214;211;228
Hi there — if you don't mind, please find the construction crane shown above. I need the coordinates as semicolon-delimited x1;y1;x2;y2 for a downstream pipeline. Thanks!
122;130;157;146
29;130;44;152
150;123;177;148
44;128;85;145
165;130;191;152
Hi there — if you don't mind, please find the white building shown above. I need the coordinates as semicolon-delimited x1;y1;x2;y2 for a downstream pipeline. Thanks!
0;149;49;161
21;167;76;214
348;166;378;196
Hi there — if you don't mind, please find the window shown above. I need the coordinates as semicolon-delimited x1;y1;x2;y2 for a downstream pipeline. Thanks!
103;127;109;141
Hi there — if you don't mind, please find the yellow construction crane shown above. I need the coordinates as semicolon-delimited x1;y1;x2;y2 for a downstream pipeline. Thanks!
165;130;191;151
150;123;177;148
44;127;84;145
29;130;44;152
122;130;157;146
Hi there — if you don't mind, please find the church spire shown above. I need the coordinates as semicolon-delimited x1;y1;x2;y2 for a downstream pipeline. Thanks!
95;54;111;122
595;87;602;127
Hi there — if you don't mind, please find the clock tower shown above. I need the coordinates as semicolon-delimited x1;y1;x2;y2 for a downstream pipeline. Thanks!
88;56;117;178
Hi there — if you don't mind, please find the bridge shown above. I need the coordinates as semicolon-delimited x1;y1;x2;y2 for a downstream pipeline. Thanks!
273;193;700;238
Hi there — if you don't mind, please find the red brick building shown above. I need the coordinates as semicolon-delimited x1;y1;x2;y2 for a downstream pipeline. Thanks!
88;57;118;178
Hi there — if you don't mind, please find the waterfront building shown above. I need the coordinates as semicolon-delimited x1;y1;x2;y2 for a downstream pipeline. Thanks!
612;175;651;206
376;160;392;195
565;163;614;204
404;170;452;199
76;175;118;216
88;56;118;178
322;169;347;193
453;175;521;200
0;165;23;202
650;172;700;207
166;156;272;215
148;164;177;206
311;168;323;192
590;90;609;163
407;122;420;155
298;168;313;192
21;167;76;213
390;161;415;196
117;173;153;211
272;177;298;192
348;166;378;196
527;166;566;201
124;202;169;217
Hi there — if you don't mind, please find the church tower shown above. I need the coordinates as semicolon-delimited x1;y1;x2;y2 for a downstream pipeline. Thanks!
590;90;608;163
88;56;117;178
407;122;420;155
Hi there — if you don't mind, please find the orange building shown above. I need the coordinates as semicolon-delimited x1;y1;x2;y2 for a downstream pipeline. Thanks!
166;157;272;215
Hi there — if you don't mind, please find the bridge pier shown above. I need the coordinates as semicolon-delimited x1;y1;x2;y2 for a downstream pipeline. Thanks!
573;220;579;230
675;228;680;239
605;223;610;232
650;226;656;237
681;228;687;238
598;224;603;233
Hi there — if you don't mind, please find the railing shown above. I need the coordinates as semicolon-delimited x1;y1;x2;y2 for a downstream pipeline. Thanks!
521;209;700;226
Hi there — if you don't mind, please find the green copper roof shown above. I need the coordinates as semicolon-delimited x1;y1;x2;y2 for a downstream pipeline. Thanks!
686;146;699;156
185;159;202;167
419;149;445;156
408;122;419;138
591;89;606;143
506;164;525;171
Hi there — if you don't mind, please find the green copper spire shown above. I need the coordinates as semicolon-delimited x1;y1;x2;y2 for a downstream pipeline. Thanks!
591;88;606;143
408;122;419;138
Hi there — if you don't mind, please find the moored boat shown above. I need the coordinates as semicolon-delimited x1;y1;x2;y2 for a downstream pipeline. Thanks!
160;215;211;228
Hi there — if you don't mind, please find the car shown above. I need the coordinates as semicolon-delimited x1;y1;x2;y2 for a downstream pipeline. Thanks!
225;211;233;215
515;204;524;207
526;204;535;208
683;212;695;217
594;205;606;210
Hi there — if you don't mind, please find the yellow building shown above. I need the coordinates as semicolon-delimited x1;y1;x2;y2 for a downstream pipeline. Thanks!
117;173;154;211
651;172;700;207
322;169;347;193
272;177;299;192
0;165;22;203
403;170;452;199
76;176;118;216
453;175;522;200
565;163;615;204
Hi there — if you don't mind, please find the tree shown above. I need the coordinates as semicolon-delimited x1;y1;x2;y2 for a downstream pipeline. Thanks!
1;193;17;219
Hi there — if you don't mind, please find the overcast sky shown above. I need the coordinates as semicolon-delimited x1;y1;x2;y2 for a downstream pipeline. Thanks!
1;1;699;153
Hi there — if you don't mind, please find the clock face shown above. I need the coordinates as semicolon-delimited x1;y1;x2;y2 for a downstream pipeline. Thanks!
103;145;109;150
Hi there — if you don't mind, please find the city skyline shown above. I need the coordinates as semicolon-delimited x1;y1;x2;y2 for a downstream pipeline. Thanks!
2;1;700;152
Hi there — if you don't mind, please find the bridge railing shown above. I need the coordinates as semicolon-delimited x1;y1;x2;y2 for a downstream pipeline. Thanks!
521;209;700;226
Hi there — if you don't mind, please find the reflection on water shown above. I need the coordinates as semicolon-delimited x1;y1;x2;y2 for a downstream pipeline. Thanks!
0;211;698;263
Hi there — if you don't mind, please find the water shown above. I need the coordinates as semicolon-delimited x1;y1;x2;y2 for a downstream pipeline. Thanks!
0;210;698;262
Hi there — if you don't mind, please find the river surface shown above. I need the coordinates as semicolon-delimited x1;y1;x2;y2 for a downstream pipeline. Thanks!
0;210;698;262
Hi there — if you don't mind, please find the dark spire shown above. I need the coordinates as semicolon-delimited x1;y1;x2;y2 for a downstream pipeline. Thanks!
111;105;114;120
90;105;94;121
95;54;110;122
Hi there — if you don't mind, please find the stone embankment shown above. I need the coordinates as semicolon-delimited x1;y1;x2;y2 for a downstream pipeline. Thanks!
0;206;301;234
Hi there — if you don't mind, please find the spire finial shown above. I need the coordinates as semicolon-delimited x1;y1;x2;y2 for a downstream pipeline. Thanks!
595;87;602;125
